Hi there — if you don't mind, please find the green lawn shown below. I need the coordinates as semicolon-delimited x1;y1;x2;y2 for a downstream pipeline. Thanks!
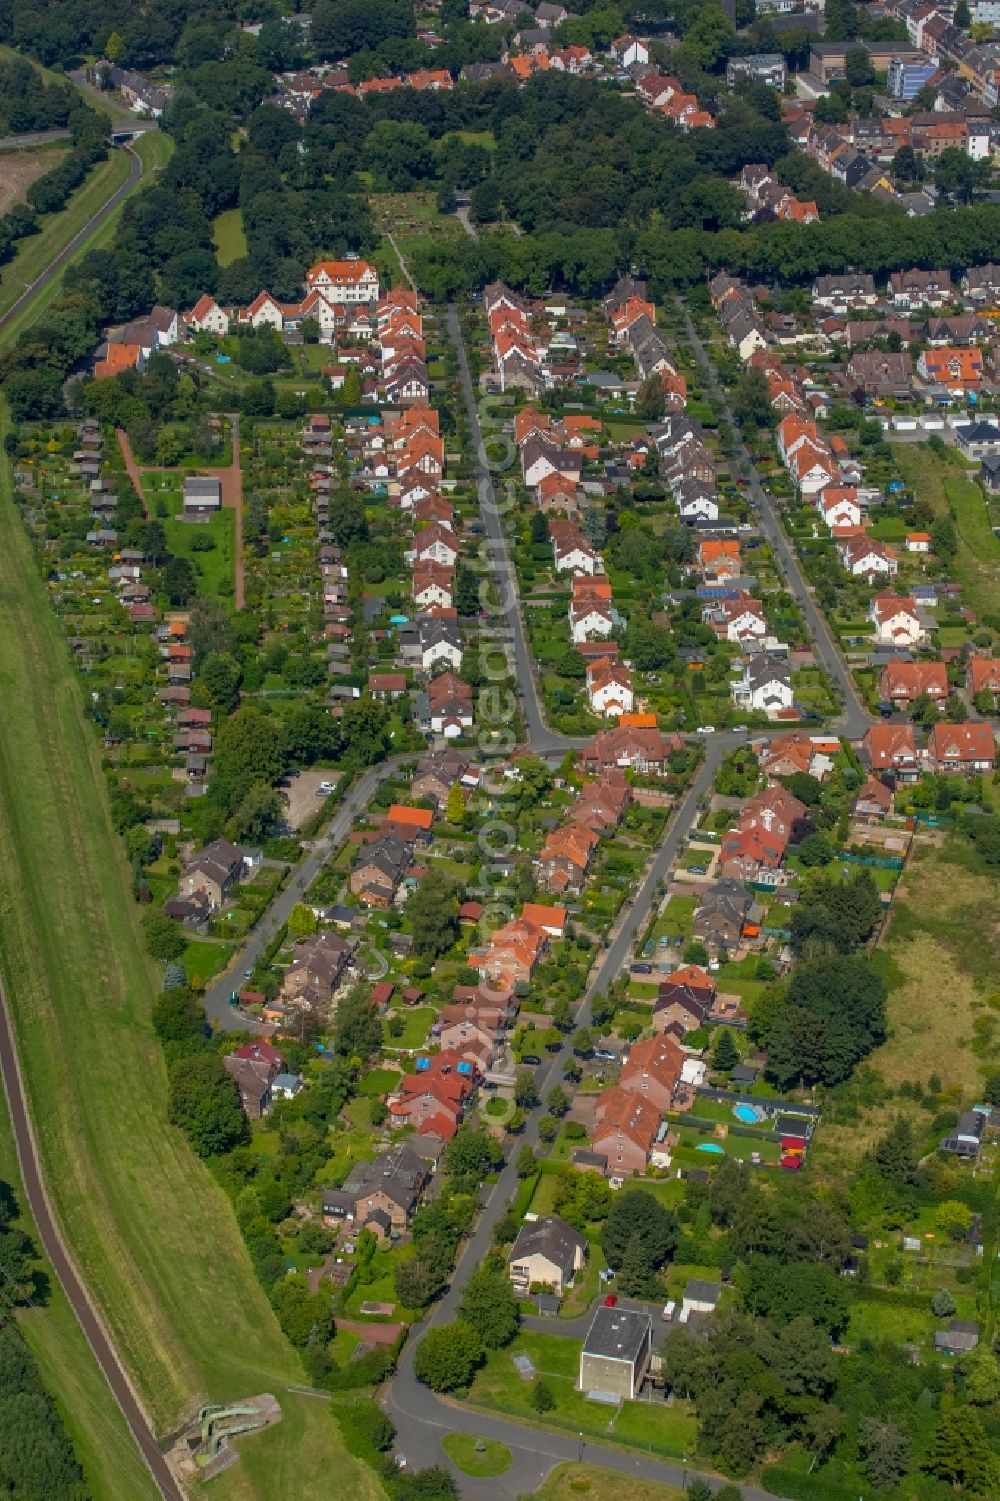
384;1004;435;1050
164;501;235;601
213;207;248;265
441;1433;512;1476
892;443;1000;619
469;1333;697;1459
0;406;383;1501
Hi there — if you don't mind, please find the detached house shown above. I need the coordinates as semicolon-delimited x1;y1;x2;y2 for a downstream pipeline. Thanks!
509;1215;587;1297
592;1087;661;1179
470;913;548;989
569;577;615;643
179;839;247;909
863;723;919;780
322;1145;428;1238
888;269;952;309
618;1035;684;1113
413;522;458;568
550;521;599;576
819;488;863;530
693;883;750;954
870;593;924;648
731;655;794;718
538;822;600;894
587;657;634;718
838;535;898;581
927;721;995;774
224;1041;284;1120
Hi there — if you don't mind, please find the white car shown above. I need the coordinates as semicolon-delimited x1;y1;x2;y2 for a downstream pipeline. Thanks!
696;725;716;735
317;781;335;795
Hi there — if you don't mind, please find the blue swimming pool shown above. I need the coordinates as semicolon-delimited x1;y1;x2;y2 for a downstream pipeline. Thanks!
696;1143;725;1154
733;1104;762;1124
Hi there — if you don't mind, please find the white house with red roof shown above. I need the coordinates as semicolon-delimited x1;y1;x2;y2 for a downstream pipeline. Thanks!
587;657;634;717
870;593;924;647
185;295;230;335
305;257;379;304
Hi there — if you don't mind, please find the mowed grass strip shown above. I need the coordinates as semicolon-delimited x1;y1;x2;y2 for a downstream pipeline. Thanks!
0;412;382;1500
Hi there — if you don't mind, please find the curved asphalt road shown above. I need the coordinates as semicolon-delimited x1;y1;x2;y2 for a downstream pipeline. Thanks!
0;142;142;342
0;987;183;1500
203;755;414;1031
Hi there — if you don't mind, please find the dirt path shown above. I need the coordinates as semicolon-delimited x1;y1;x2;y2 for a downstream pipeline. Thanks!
115;427;149;517
205;414;244;608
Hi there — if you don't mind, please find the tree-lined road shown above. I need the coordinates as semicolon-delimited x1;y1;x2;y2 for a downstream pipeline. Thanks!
678;306;874;740
446;304;587;758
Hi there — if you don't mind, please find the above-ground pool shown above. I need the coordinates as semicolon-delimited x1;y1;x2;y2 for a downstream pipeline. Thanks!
733;1103;764;1124
696;1142;725;1154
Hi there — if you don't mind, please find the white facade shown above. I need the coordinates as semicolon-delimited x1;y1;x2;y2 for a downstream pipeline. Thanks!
589;675;635;717
570;608;613;644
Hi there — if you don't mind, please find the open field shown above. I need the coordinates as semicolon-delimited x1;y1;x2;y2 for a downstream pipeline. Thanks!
0;1086;159;1501
0;144;68;214
0;131;173;350
213;207;247;265
815;842;999;1164
536;1464;685;1501
0;405;382;1501
891;443;1000;619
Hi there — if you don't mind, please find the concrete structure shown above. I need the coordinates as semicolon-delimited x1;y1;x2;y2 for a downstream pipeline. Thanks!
579;1306;652;1400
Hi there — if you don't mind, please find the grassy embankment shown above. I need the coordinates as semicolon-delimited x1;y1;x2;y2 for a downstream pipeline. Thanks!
0;1088;160;1501
0;317;381;1501
0;131;174;348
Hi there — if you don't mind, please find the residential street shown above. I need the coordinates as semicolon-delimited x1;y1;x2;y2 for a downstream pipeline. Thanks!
678;306;875;740
202;754;413;1030
384;741;727;1493
446;303;587;758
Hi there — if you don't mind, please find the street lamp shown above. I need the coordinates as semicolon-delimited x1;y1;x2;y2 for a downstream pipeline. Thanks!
578;1433;584;1462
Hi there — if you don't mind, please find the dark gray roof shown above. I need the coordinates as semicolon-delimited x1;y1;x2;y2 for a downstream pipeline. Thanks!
339;1144;427;1213
959;421;1000;443
583;1305;652;1363
510;1215;587;1277
573;1149;608;1169
743;654;791;693
684;1278;721;1304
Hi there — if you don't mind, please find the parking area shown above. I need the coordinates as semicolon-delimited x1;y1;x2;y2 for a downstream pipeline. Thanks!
282;768;336;829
